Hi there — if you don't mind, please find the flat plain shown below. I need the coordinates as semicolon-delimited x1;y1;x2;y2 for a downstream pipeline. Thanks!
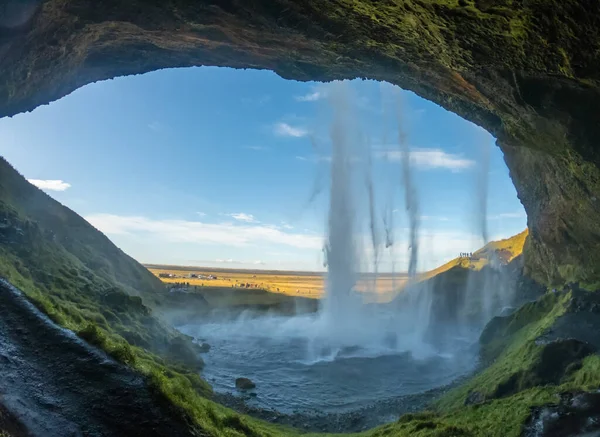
145;265;408;303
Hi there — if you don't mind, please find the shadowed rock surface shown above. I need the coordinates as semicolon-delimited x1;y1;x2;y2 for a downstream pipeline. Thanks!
0;279;196;437
1;0;600;288
524;392;600;437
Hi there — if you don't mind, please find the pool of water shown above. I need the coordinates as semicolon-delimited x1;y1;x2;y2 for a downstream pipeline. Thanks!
179;312;478;414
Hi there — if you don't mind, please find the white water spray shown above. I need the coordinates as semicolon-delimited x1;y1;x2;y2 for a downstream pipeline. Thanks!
394;96;420;280
320;83;362;343
477;132;491;245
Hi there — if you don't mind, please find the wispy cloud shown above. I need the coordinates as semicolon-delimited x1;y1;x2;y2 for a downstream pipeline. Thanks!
196;212;206;217
28;179;71;191
274;122;308;138
227;213;256;223
296;91;323;102
84;214;323;250
244;145;268;151
377;148;475;172
295;155;332;163
215;258;241;264
488;211;526;220
214;258;265;265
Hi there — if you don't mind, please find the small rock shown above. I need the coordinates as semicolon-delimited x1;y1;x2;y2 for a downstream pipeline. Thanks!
464;391;486;405
235;377;256;390
197;342;211;353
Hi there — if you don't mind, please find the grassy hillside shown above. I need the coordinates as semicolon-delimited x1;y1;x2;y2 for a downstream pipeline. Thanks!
0;158;164;300
420;229;529;282
396;230;534;328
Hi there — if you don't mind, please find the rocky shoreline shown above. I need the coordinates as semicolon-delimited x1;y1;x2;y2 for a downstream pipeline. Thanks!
212;376;470;434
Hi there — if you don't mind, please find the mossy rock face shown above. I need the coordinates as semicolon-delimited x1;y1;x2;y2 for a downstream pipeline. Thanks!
492;339;594;398
1;0;600;287
524;391;600;437
166;335;205;370
459;288;600;408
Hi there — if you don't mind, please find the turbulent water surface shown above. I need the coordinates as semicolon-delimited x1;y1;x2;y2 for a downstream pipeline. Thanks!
179;312;477;414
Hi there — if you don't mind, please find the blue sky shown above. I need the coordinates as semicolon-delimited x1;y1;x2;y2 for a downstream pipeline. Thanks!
0;67;526;271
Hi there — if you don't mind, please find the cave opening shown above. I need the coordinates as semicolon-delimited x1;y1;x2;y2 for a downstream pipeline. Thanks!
3;1;600;435
0;66;529;424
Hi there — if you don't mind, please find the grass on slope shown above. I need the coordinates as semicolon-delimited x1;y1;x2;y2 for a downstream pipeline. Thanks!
420;229;529;282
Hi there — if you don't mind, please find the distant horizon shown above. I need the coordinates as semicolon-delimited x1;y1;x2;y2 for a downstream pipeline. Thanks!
143;262;410;276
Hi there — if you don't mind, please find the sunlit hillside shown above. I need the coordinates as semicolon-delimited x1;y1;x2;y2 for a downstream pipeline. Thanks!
420;229;529;281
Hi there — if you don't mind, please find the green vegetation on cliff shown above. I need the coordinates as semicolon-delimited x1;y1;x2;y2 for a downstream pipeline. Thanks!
0;157;302;436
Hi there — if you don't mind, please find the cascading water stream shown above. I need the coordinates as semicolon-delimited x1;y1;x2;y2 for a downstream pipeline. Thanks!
319;83;361;346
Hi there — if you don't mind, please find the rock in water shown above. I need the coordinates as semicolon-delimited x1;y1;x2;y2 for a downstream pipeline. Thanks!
235;377;256;390
197;342;211;353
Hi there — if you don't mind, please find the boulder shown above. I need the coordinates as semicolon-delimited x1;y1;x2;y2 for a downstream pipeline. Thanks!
235;377;256;390
464;391;486;406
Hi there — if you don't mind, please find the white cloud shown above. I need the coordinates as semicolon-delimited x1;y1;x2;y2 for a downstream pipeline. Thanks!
228;213;256;223
84;214;323;250
28;179;71;191
274;122;308;138
215;258;240;264
488;211;526;220
244;146;268;151
213;259;264;265
295;155;331;163
196;212;206;217
377;148;475;172
281;222;294;230
296;91;323;102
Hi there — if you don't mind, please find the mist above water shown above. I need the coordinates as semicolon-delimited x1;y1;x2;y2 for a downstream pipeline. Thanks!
181;80;521;415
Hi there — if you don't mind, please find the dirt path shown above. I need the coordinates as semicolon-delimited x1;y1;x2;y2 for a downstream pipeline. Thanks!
0;279;197;437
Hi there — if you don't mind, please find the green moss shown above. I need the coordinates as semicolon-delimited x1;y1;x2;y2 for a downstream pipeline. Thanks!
441;388;557;437
436;292;569;411
562;355;600;390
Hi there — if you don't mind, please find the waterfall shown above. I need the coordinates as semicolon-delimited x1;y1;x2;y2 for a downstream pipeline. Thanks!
320;82;362;343
310;80;515;358
394;95;420;281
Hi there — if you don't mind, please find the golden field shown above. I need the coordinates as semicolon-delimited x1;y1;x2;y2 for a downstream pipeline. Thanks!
145;265;408;303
